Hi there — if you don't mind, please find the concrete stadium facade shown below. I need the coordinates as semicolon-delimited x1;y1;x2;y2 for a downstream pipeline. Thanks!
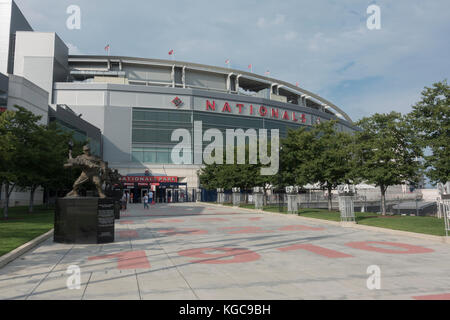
53;56;358;192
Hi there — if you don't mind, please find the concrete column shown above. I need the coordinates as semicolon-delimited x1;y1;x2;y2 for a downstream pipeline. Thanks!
196;188;202;202
232;187;241;207
338;184;356;224
253;187;264;210
217;188;225;204
286;186;299;214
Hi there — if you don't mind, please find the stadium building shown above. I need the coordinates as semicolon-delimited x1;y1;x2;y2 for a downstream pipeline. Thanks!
0;0;358;204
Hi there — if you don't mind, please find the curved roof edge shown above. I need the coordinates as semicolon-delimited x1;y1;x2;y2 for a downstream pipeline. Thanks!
68;55;353;123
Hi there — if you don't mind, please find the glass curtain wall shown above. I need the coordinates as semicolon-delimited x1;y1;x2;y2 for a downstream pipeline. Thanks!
132;107;306;164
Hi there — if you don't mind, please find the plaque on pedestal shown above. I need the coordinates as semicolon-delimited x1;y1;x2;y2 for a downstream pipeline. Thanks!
54;197;115;244
97;198;115;243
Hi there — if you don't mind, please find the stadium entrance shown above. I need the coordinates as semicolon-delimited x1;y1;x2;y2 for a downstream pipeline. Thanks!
120;175;189;203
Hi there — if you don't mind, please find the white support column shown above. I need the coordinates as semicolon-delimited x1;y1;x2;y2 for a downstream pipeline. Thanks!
226;73;233;93
270;83;278;100
236;75;242;94
182;66;186;88
171;65;175;88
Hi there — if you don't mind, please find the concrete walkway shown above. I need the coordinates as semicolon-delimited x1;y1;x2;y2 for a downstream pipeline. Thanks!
1;203;449;300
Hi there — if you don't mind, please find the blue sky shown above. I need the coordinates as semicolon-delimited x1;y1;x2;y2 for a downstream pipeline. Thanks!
15;0;450;121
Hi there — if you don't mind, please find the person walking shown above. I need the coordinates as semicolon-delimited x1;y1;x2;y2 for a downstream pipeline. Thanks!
121;192;127;211
149;190;154;207
143;192;149;210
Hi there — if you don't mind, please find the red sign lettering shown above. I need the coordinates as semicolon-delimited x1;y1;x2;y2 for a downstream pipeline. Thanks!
271;108;279;118
222;102;231;113
259;106;267;116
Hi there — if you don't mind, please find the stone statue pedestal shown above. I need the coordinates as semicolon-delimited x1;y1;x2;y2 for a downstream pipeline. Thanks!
54;197;115;244
106;190;122;220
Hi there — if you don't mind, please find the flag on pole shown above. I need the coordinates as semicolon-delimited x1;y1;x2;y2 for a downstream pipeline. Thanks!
296;82;299;87
104;44;110;55
168;49;174;55
265;70;270;76
225;59;231;68
248;64;253;72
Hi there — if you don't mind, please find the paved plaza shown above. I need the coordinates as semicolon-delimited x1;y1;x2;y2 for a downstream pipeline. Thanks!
1;203;449;300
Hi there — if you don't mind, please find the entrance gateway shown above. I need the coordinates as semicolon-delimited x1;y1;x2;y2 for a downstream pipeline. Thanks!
120;174;189;203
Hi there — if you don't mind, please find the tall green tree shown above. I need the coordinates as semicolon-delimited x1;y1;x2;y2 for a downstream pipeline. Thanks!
354;112;422;215
198;144;273;196
307;121;356;210
0;106;42;218
276;127;314;189
16;122;73;213
278;121;355;210
408;80;449;184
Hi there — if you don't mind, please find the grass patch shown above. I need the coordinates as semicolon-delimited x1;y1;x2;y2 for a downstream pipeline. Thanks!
296;209;446;236
357;215;446;236
0;205;54;257
225;203;447;237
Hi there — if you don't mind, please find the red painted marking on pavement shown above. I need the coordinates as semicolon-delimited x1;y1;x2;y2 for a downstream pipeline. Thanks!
279;225;324;231
195;217;228;222
118;230;139;238
413;293;450;300
213;212;240;215
219;226;273;234
233;217;263;221
178;247;261;264
278;244;353;258
148;219;184;223
119;220;134;225
157;228;208;236
88;251;150;269
345;241;434;254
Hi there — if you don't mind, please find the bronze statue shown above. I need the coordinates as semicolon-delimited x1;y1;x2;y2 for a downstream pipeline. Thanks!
102;163;123;192
64;144;107;198
106;168;123;191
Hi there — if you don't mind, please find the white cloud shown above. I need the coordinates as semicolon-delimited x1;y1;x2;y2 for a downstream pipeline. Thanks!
273;14;285;25
256;17;266;28
67;43;83;55
284;31;297;41
257;13;285;28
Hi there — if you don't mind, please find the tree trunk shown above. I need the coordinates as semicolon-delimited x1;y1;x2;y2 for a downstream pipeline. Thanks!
327;186;333;211
3;183;10;219
45;188;50;207
29;186;36;214
380;186;387;216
